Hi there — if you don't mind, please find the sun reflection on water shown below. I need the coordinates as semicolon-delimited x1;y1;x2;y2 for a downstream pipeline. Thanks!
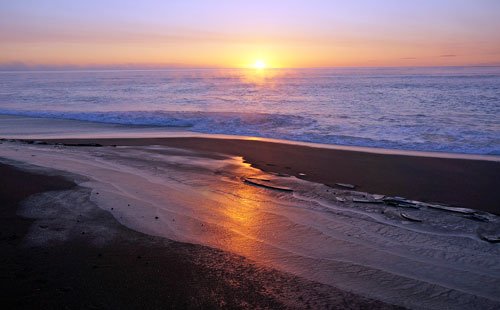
239;68;282;87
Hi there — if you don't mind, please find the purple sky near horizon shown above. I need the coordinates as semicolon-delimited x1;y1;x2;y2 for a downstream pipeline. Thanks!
1;0;500;68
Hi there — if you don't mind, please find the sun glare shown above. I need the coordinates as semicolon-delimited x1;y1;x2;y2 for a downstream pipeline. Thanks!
253;60;266;69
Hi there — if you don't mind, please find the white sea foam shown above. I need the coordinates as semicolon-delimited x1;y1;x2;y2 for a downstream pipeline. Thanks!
1;141;499;309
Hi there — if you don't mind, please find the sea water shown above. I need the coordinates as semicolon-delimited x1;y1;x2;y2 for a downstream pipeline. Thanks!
0;67;498;154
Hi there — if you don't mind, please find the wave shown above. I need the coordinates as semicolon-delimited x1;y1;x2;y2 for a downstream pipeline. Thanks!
0;109;315;130
0;109;499;155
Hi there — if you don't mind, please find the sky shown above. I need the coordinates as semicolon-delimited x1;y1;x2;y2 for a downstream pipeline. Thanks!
1;0;500;69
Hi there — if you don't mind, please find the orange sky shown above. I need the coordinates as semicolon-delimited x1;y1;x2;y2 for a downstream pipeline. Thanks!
1;1;500;69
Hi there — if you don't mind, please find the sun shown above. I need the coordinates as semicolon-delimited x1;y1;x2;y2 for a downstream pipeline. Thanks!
253;60;266;69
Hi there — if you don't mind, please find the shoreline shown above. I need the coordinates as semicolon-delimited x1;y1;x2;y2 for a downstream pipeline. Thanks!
1;114;498;162
37;136;500;214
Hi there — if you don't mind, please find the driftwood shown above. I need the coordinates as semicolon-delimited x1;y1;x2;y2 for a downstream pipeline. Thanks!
400;212;422;222
335;183;356;189
246;177;271;182
352;198;383;204
423;203;476;215
479;233;500;243
383;197;421;209
244;178;293;192
463;214;489;222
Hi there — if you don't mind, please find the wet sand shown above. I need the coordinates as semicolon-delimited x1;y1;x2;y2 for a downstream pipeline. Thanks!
45;137;500;214
1;117;500;309
0;162;395;309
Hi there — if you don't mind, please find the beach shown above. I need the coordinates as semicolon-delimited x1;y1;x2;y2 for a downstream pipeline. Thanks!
3;1;500;309
1;116;499;309
1;163;394;309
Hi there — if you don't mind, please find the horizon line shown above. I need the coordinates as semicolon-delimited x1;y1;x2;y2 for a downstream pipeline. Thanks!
1;64;500;72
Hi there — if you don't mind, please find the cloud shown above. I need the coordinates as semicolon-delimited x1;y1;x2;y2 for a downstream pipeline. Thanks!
400;57;417;60
439;54;457;57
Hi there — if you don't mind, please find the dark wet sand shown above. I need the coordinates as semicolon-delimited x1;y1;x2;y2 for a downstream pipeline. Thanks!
44;137;500;214
0;162;398;309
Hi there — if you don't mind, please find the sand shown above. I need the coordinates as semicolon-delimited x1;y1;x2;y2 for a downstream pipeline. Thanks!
44;137;500;214
0;162;393;309
1;139;499;310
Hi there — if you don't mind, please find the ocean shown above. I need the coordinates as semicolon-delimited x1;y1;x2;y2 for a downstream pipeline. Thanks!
0;66;499;155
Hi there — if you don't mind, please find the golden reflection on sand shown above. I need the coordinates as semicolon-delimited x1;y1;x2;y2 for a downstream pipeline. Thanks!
218;162;270;259
224;186;265;258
